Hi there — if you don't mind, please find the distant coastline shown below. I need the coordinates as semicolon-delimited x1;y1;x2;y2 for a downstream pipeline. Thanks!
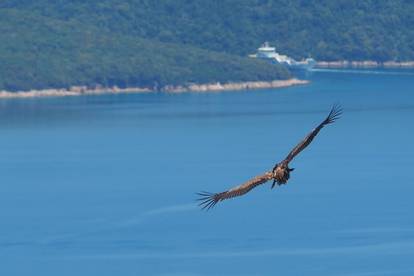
0;78;308;99
164;79;308;93
316;60;414;68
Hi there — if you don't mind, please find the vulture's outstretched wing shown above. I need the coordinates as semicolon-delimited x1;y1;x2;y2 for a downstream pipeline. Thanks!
283;104;342;164
197;172;273;210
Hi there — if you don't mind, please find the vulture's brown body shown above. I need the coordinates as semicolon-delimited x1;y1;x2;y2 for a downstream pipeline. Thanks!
198;105;342;210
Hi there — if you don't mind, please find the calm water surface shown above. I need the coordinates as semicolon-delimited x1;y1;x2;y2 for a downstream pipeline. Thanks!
1;69;414;275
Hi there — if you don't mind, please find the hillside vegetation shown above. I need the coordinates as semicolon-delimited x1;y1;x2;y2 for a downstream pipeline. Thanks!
0;0;412;91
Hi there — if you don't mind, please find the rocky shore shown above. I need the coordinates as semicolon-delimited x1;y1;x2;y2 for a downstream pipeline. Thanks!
0;86;152;99
0;78;308;99
164;79;308;93
316;60;414;68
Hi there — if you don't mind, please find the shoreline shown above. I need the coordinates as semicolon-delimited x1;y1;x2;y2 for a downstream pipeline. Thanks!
163;79;308;93
0;78;308;99
316;60;414;68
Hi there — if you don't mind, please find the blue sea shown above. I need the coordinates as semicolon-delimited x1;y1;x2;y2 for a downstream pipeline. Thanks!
1;69;414;275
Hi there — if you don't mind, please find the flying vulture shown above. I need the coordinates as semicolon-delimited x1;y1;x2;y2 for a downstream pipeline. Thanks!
197;104;342;210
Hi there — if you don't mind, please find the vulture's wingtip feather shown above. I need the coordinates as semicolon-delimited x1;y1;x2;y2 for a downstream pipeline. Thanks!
197;191;219;210
326;104;343;124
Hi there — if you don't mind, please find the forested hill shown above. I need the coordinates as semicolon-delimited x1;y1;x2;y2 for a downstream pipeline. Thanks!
1;0;413;91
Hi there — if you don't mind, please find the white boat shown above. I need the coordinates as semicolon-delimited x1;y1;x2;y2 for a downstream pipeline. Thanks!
249;42;315;70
